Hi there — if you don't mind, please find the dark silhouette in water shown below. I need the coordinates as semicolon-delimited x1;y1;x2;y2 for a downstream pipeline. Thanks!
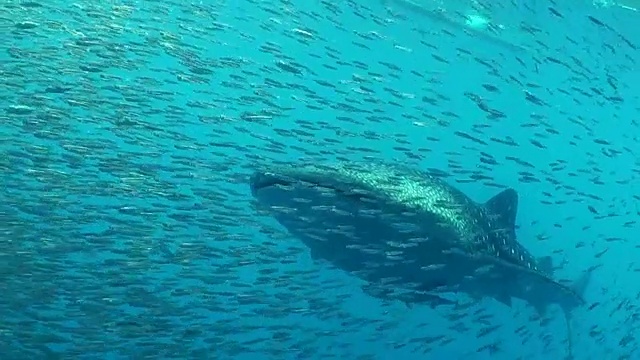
250;161;592;358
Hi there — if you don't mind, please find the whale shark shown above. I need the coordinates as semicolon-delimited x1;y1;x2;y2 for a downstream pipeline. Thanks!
249;161;592;354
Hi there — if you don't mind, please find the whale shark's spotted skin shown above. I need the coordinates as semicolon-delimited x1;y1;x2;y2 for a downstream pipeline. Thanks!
250;161;591;316
257;162;542;270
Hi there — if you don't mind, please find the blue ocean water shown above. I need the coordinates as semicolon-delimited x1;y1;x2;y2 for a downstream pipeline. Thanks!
2;0;639;359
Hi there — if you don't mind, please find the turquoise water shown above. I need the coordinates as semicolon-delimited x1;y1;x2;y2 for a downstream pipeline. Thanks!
2;0;639;359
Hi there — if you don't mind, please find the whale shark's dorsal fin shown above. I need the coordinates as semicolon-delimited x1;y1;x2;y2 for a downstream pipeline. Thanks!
484;188;518;231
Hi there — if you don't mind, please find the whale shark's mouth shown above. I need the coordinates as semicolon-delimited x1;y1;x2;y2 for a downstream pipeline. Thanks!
249;171;377;201
249;172;301;195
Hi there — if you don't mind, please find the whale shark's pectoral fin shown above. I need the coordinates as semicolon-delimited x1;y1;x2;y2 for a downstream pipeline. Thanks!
412;291;458;308
309;249;320;262
361;284;456;308
484;188;518;233
532;301;548;317
361;284;386;298
495;289;512;307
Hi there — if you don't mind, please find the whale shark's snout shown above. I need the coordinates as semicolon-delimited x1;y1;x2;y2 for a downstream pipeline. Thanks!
249;170;303;198
249;168;339;218
249;171;279;196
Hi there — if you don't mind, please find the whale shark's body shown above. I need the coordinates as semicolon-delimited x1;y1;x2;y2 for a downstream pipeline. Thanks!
249;161;591;316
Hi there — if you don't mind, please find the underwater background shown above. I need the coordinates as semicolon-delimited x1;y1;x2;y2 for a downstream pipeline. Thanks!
2;0;640;359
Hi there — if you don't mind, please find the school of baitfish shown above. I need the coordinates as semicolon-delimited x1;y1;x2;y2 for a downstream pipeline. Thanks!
2;0;640;359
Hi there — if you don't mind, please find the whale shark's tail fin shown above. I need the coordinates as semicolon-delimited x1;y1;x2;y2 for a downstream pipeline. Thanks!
571;270;592;305
559;268;593;314
537;256;554;276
